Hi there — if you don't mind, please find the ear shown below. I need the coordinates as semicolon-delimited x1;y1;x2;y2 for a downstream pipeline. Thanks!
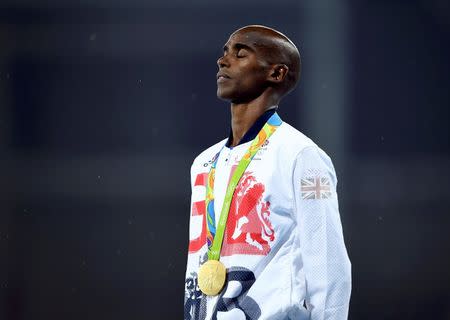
268;64;289;84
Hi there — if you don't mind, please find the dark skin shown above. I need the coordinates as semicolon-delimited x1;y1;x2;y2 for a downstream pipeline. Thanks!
217;25;301;147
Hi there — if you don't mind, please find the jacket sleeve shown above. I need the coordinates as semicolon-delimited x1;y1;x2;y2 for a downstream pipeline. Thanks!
292;146;352;319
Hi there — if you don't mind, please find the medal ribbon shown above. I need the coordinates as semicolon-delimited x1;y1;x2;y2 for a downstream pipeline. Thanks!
205;112;282;261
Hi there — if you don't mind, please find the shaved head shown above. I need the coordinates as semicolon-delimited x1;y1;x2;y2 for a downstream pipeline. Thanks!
231;25;301;96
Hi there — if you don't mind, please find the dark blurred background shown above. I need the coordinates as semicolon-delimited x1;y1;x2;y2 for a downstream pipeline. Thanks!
1;0;449;319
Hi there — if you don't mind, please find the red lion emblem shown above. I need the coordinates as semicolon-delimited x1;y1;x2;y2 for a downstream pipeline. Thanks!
188;170;275;256
221;171;275;256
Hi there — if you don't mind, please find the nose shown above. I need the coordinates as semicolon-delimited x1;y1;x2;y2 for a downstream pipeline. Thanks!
217;54;229;68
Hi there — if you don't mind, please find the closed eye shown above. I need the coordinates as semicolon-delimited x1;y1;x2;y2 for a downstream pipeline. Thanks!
236;49;246;58
236;48;250;58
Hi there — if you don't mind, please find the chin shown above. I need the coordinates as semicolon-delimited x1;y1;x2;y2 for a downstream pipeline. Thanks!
217;89;233;101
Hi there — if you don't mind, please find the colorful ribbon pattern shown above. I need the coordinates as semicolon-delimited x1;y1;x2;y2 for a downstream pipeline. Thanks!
204;112;282;261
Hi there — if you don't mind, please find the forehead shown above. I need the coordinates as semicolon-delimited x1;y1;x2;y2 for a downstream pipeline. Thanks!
224;30;267;48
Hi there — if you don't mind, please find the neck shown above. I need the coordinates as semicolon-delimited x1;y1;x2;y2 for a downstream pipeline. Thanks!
229;93;278;147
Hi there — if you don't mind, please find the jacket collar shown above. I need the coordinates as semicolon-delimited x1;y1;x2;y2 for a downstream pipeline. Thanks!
225;108;277;148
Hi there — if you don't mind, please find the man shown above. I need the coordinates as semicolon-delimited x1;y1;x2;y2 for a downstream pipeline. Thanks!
184;25;351;320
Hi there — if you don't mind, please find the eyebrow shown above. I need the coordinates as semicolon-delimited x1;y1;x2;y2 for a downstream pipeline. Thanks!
223;42;254;53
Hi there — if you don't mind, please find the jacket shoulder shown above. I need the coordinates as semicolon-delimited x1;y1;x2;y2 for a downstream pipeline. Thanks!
275;122;317;152
191;138;227;168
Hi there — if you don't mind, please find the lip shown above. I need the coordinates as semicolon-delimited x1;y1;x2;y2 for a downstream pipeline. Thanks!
217;77;230;84
217;72;231;82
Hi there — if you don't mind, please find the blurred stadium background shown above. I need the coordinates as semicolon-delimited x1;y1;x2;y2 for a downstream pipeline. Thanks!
1;0;449;319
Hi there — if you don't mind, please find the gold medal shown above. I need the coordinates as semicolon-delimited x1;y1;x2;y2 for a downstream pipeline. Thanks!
197;260;226;296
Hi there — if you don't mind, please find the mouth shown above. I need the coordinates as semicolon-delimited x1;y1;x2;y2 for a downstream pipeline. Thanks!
217;72;231;83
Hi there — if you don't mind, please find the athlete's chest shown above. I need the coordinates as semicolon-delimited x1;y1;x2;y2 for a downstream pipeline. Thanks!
193;143;294;259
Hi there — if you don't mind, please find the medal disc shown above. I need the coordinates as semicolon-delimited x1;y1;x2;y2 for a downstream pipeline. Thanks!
197;260;226;296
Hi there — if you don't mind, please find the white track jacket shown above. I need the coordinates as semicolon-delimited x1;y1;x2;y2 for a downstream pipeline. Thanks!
184;119;351;320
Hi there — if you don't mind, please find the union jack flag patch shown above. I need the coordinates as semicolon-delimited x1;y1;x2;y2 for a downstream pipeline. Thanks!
301;176;332;200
